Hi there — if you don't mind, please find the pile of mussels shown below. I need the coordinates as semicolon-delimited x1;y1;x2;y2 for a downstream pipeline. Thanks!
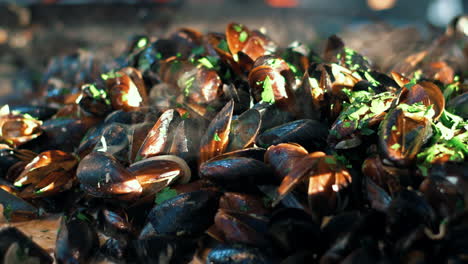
0;20;467;264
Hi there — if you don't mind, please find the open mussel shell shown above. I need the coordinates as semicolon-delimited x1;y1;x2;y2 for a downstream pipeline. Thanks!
248;64;296;113
227;108;261;152
199;100;234;164
13;150;77;188
77;151;142;201
93;122;132;164
105;67;148;111
0;113;43;147
55;213;99;264
226;23;276;63
146;190;220;237
398;81;445;120
177;65;222;104
0;227;53;264
256;119;328;151
378;107;432;166
136;109;181;160
128;155;191;196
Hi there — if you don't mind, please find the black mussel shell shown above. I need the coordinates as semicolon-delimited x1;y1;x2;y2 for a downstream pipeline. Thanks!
256;119;328;152
147;190;220;237
131;235;197;264
55;213;99;264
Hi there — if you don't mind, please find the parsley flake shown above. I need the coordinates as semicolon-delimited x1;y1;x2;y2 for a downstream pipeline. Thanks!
213;132;221;142
155;187;178;205
261;75;275;104
390;143;401;150
239;31;248;42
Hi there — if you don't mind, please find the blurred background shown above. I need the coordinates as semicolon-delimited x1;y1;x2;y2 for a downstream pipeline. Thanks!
0;0;466;102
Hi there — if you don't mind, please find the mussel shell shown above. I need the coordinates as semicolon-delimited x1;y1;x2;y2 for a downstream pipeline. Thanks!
227;108;261;152
55;215;99;264
447;92;468;118
39;117;97;153
264;143;308;181
199;100;234;164
129;155;191;196
131;236;197;264
214;209;270;247
206;243;274;264
386;190;437;241
98;238;128;263
256;119;328;151
93;123;131;164
104;109;148;125
13;150;77;188
378;107;432;166
98;209;132;237
0;227;53;264
0;188;37;222
77;151;142;200
219;192;269;215
137;109;181;160
200;157;273;191
147;190;220;236
9;105;57;121
106;68;148;111
419;176;464;219
268;208;320;256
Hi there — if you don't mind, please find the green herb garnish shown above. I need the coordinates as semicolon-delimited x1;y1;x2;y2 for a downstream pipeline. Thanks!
76;212;90;222
239;31;248;42
261;75;275;104
390;143;401;150
233;24;243;32
217;39;229;52
136;38;148;49
155;187;178;205
198;57;215;69
213;132;221;142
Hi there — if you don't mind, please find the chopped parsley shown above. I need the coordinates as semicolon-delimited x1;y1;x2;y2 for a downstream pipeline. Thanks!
404;78;417;90
192;46;205;56
198;57;217;69
136;38;148;49
3;203;12;221
233;24;243;33
239;31;248;42
213;132;221;142
101;70;122;81
390;143;401;150
181;112;190;120
217;39;229;52
183;76;195;96
76;212;90;222
155;187;178;205
261;75;275;104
